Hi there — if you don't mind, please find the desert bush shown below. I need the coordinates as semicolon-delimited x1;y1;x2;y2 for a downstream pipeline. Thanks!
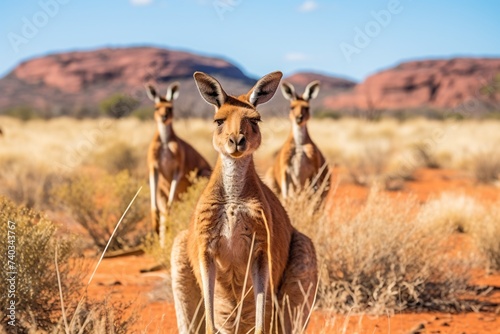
343;142;416;190
0;156;64;209
44;297;137;334
344;144;390;187
471;150;500;184
413;142;441;169
143;173;208;270
315;109;343;120
53;170;149;251
471;215;500;273
3;106;38;121
100;94;140;119
418;193;485;234
285;187;470;314
468;202;500;273
91;141;141;174
0;197;83;332
130;106;154;121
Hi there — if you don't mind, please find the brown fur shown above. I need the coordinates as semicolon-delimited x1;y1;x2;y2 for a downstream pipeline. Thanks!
171;72;318;333
267;81;330;199
146;83;211;243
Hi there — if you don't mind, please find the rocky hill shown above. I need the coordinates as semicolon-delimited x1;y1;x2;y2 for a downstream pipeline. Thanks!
324;58;500;114
0;47;256;117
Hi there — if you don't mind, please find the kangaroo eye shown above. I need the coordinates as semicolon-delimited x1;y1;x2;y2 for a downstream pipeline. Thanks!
214;119;225;126
250;118;261;125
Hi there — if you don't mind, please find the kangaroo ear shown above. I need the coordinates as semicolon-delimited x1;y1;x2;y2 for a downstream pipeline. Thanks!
246;71;283;107
166;82;180;101
302;80;320;101
193;72;227;108
146;85;160;103
280;82;296;101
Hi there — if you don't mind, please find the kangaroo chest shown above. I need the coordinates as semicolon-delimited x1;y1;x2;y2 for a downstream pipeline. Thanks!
209;200;260;270
288;144;316;185
157;141;180;178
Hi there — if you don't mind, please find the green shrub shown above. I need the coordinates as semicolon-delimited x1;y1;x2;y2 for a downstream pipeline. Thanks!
0;196;83;332
314;109;343;120
130;106;153;121
99;94;140;119
3;106;38;121
53;170;149;251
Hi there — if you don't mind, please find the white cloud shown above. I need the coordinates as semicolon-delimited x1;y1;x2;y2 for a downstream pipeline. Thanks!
284;52;308;62
298;0;318;12
130;0;153;6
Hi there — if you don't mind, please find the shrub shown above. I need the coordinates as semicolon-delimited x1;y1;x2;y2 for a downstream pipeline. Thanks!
285;188;471;314
53;170;149;251
418;193;485;234
315;109;343;120
344;144;389;187
467;202;500;273
130;106;154;121
413;142;441;169
3;106;38;121
99;94;140;119
92;141;141;175
47;297;137;334
0;157;63;209
0;196;83;332
471;150;500;184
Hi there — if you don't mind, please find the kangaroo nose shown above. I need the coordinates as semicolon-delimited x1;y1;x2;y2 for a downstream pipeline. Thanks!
226;134;247;154
296;115;304;124
236;135;246;151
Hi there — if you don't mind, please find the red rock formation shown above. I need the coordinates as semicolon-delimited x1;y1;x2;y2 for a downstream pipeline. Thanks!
12;47;249;93
325;58;500;111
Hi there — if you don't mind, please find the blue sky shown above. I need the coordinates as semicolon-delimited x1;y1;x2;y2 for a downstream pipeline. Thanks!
1;0;499;81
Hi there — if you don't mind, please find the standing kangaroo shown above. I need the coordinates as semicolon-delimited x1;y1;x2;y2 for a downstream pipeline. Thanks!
146;83;211;247
267;81;330;199
171;72;318;333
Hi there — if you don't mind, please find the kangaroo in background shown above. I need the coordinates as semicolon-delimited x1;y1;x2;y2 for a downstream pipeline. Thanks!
146;83;211;247
266;80;330;200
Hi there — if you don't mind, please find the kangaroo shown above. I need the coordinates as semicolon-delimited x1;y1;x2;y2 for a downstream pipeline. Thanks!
146;83;211;247
171;72;318;333
267;80;330;200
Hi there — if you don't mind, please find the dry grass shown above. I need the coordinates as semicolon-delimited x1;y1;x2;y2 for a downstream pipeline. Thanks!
471;150;500;184
0;197;85;332
418;193;486;233
53;170;149;251
3;116;500;178
471;208;500;272
284;184;473;315
419;193;500;272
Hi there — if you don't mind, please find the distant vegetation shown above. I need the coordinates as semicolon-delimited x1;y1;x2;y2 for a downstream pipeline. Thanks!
99;94;140;119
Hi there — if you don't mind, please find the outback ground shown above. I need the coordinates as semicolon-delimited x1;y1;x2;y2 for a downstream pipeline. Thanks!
86;167;500;334
1;115;500;333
